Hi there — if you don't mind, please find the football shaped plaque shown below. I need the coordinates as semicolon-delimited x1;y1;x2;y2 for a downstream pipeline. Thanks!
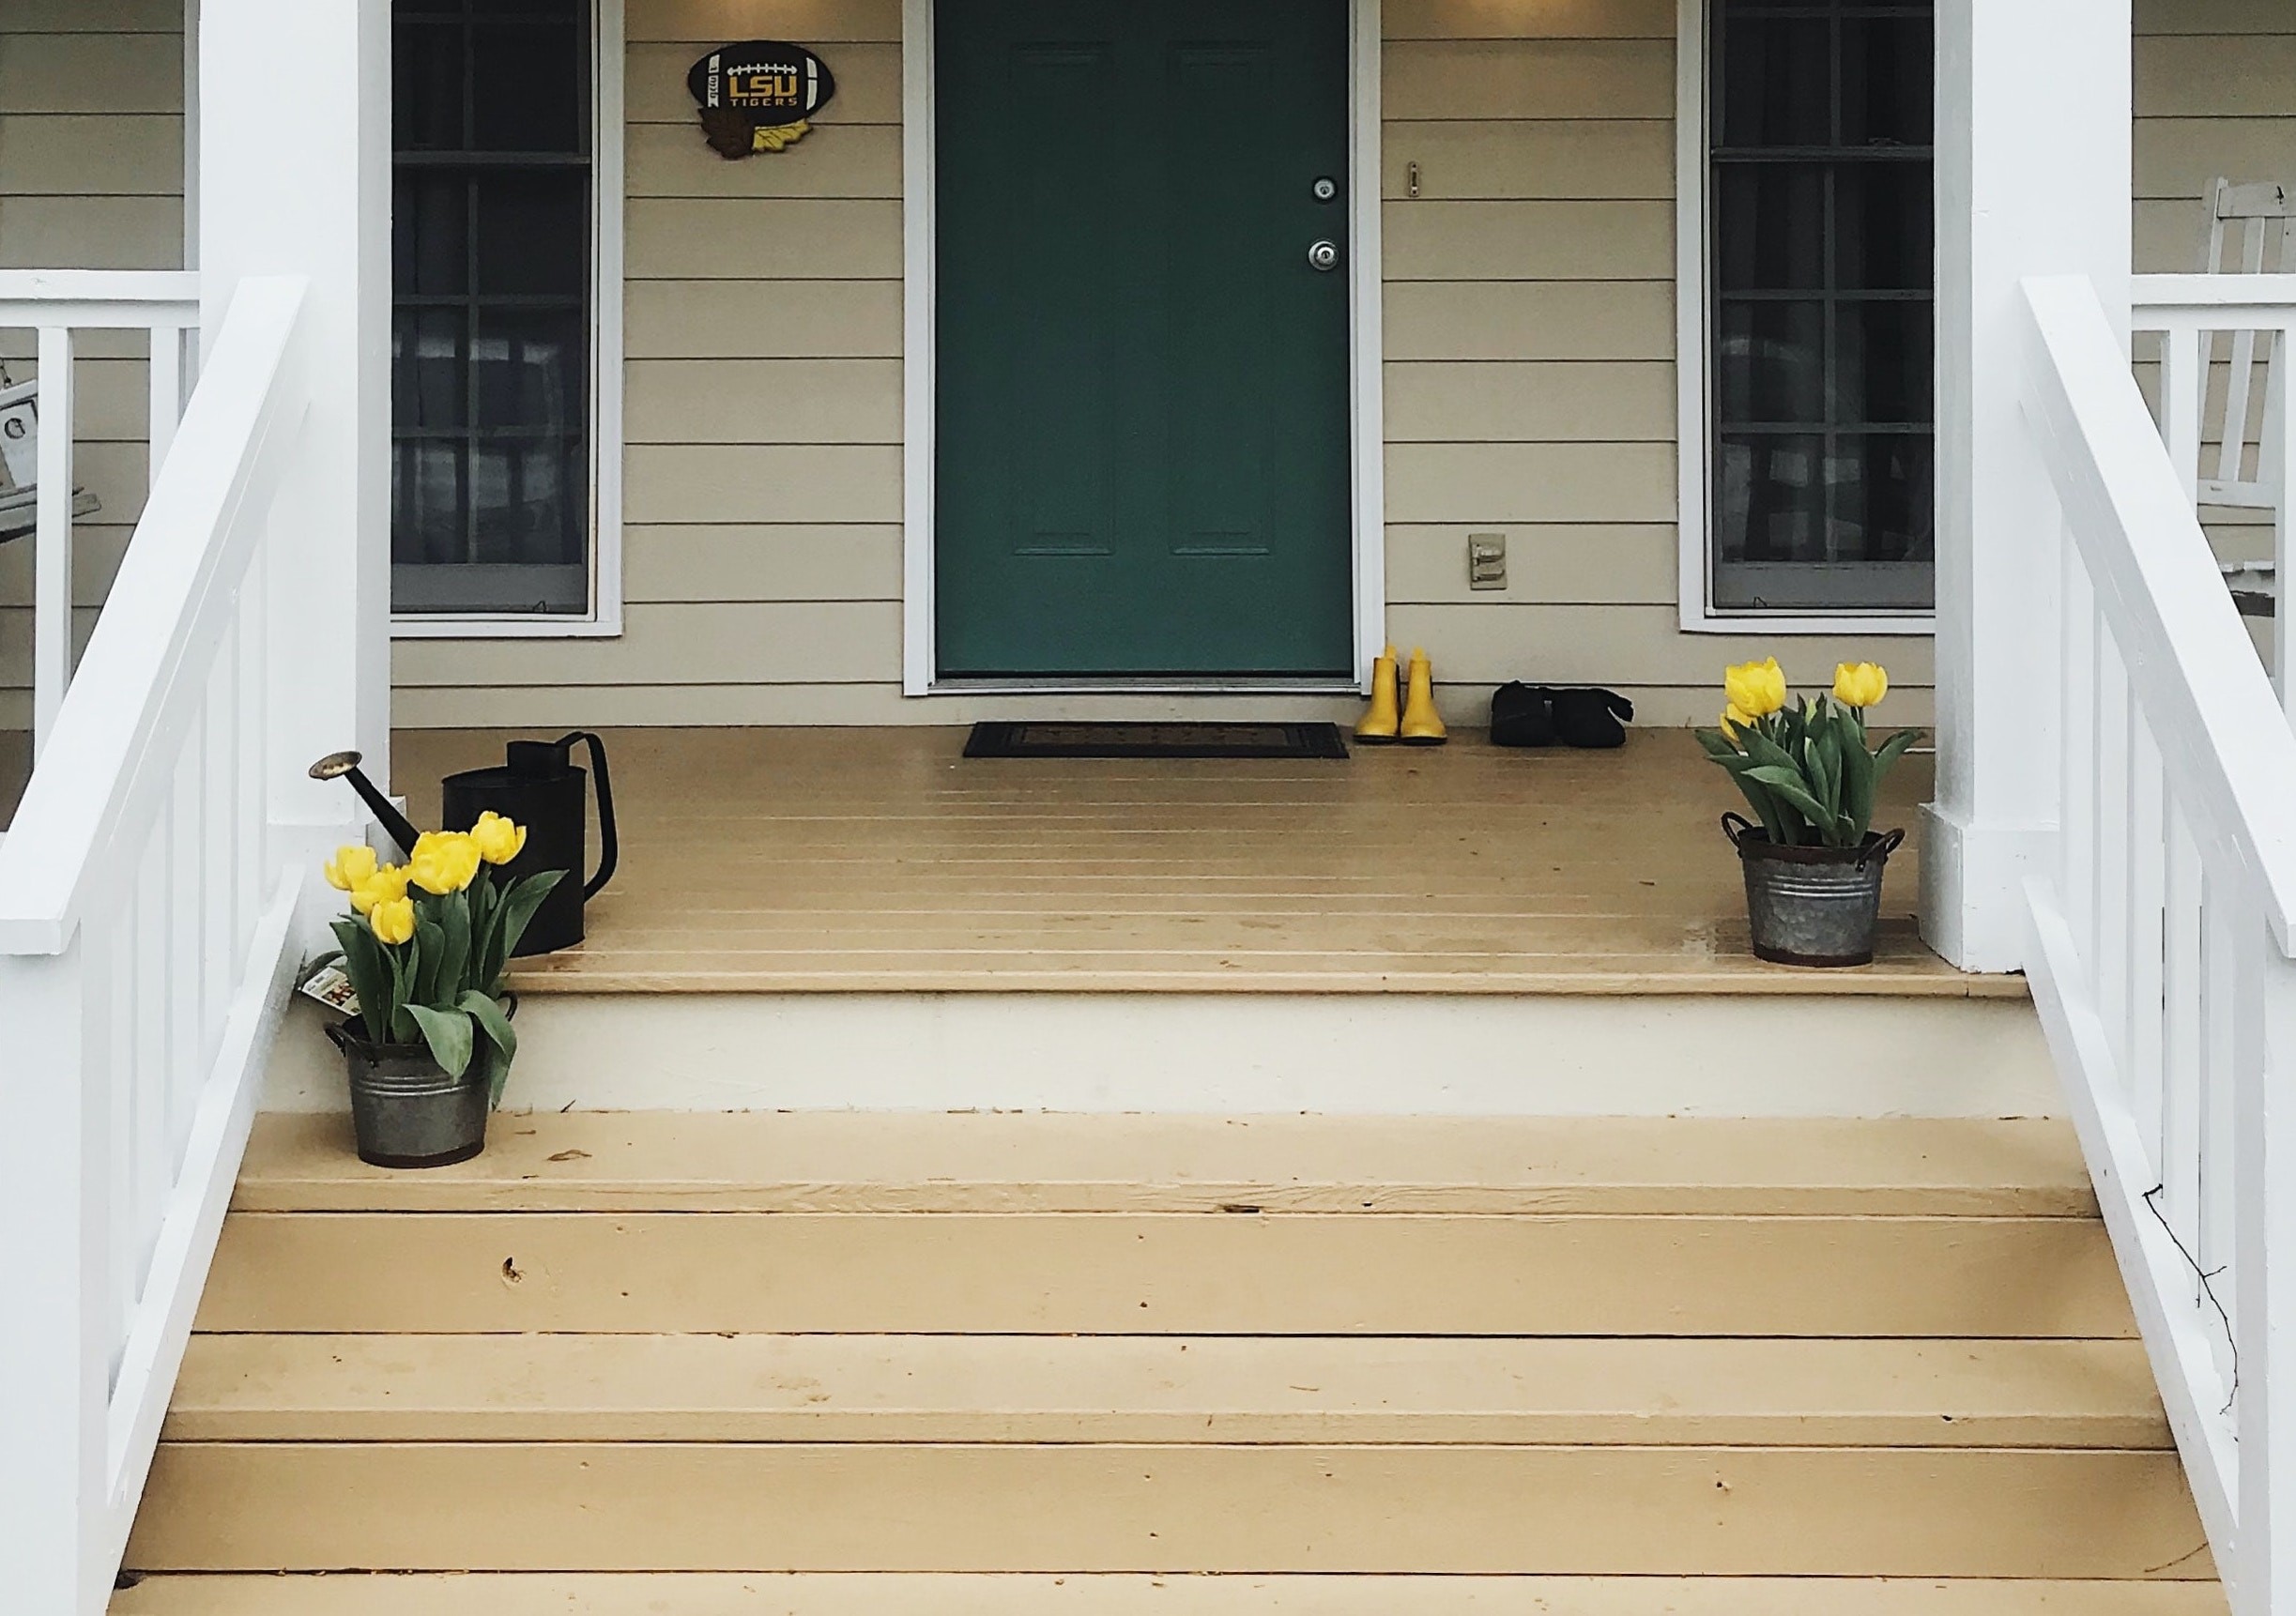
688;41;837;156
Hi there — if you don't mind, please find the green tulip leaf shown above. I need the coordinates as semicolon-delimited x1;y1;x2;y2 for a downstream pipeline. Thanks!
490;869;569;983
1873;727;1923;782
405;1003;476;1079
459;991;519;1106
1742;765;1848;845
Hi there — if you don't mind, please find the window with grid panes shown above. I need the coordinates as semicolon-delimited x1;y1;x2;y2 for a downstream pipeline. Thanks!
1709;0;1934;615
392;0;594;617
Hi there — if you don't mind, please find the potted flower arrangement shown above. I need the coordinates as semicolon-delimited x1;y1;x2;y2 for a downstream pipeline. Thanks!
317;815;562;1167
1695;659;1923;968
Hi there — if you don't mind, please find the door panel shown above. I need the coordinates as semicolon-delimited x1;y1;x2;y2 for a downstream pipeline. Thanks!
935;0;1353;679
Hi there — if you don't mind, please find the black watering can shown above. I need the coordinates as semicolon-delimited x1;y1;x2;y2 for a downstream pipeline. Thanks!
309;732;619;957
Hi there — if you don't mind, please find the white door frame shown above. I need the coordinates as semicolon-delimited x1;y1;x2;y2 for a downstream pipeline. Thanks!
899;0;1385;696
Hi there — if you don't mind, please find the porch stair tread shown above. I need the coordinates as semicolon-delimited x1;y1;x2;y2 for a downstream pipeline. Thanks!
108;1575;2234;1615
163;1333;2170;1447
232;1112;2097;1216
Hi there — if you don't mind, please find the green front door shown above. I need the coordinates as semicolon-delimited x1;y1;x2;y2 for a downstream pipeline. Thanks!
934;0;1353;679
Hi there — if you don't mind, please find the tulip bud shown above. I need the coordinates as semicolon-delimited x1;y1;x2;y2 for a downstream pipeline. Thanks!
324;844;378;893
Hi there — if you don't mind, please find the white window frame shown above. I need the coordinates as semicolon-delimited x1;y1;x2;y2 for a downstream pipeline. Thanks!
899;0;1385;695
1674;0;1935;637
392;0;626;641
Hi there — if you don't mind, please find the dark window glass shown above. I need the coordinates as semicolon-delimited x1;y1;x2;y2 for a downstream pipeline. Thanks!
391;0;592;618
1709;0;1935;615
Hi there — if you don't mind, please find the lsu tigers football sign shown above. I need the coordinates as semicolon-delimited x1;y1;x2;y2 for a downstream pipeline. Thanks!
688;41;837;156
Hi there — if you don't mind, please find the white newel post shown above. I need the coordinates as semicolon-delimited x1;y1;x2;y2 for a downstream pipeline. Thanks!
197;0;391;894
1922;0;2132;971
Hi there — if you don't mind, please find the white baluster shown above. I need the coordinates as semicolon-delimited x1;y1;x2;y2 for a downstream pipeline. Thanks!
2162;804;2205;1236
33;325;73;756
2166;320;2205;503
2129;714;2167;1169
2274;321;2296;720
148;326;182;495
2235;939;2296;1612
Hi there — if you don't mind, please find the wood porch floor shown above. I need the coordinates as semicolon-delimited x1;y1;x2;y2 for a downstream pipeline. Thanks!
393;727;2013;999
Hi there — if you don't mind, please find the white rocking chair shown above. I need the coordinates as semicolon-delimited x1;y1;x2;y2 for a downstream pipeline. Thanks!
0;374;99;545
2199;178;2296;617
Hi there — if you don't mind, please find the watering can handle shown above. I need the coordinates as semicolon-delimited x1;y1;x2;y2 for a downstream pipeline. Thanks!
557;731;618;900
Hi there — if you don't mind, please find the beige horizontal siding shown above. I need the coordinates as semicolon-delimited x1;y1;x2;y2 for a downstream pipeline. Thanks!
409;1;1922;724
2134;7;2296;269
0;14;180;698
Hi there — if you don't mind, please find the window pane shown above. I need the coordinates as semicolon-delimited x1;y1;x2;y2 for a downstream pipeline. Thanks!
392;440;467;566
1834;163;1932;290
1842;16;1934;146
1718;299;1825;426
393;308;467;429
472;440;585;568
1715;165;1827;292
1716;433;1827;566
394;21;466;151
475;173;589;295
472;24;584;152
1833;433;1936;565
474;309;586;431
1709;0;1934;616
1834;298;1933;425
1717;16;1831;148
391;1;595;617
392;172;467;296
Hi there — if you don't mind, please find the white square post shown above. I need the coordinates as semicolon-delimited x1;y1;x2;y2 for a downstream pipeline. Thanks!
197;0;392;873
1922;0;2133;971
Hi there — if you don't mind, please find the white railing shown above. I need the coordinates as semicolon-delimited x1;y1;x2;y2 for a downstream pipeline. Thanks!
0;272;204;760
2133;273;2296;711
0;275;310;1614
2023;273;2296;1615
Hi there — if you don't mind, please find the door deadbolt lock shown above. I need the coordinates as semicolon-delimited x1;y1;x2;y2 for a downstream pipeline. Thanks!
1307;239;1341;272
1311;176;1338;202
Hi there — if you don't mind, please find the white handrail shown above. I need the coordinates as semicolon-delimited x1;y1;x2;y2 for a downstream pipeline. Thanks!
0;275;310;1614
2022;272;2296;1616
2027;279;2296;946
0;282;300;952
0;271;205;758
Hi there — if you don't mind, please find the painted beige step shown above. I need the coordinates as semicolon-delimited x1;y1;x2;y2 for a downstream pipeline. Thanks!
124;1441;2210;1578
196;1209;2135;1336
164;1334;2169;1448
233;1113;2098;1217
107;1572;2234;1616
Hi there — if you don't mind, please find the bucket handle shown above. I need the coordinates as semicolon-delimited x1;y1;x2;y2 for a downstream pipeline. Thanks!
556;731;619;900
1724;814;1905;869
1859;827;1907;870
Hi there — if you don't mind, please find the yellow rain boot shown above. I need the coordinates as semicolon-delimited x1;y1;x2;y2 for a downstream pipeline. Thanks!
1355;644;1401;744
1399;647;1448;746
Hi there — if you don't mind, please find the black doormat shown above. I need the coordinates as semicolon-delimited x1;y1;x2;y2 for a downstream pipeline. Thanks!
963;721;1350;760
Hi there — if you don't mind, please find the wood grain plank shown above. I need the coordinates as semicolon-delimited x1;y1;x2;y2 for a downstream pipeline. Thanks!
103;1573;2242;1616
126;1441;2202;1578
231;1113;2099;1216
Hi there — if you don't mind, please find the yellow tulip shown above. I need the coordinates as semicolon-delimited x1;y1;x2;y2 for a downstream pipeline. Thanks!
1833;661;1890;709
469;811;528;866
1723;657;1788;718
408;831;482;895
323;843;377;892
368;894;417;946
1720;704;1756;740
347;863;411;917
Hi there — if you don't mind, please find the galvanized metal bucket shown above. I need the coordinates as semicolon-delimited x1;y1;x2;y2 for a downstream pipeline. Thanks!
328;1022;488;1168
1723;814;1906;968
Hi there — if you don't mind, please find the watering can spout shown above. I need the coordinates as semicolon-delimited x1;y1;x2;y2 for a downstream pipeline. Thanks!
307;751;422;859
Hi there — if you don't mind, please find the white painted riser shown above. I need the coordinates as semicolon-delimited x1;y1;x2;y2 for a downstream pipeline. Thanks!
260;992;2062;1118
